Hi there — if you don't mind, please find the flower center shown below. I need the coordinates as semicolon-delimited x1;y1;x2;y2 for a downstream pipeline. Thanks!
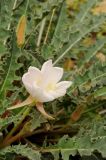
46;83;55;91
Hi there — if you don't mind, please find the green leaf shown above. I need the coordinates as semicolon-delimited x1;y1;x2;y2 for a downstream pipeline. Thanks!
0;145;41;160
44;120;106;159
94;87;106;97
0;33;22;109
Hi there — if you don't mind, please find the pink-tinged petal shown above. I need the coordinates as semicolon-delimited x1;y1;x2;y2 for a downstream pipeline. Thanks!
41;59;63;85
30;83;55;102
41;67;63;87
22;81;34;99
50;89;66;99
22;72;31;84
56;81;72;89
28;66;41;76
7;96;34;110
41;59;52;73
50;81;72;98
22;66;42;84
22;74;54;102
36;102;54;120
52;67;63;83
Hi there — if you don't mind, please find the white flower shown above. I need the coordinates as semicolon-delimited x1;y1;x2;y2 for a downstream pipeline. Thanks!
22;59;72;102
8;60;72;120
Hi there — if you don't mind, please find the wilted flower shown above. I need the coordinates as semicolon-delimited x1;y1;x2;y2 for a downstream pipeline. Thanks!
8;60;72;119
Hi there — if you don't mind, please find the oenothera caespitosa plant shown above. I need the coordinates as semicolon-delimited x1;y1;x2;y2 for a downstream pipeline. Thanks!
8;60;72;119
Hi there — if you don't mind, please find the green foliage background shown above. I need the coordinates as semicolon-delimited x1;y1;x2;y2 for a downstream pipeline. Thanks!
0;0;106;159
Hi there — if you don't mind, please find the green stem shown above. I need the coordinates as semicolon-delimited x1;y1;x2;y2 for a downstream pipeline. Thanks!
37;17;46;47
43;8;55;44
0;130;24;149
5;107;32;141
25;0;29;15
83;101;106;114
